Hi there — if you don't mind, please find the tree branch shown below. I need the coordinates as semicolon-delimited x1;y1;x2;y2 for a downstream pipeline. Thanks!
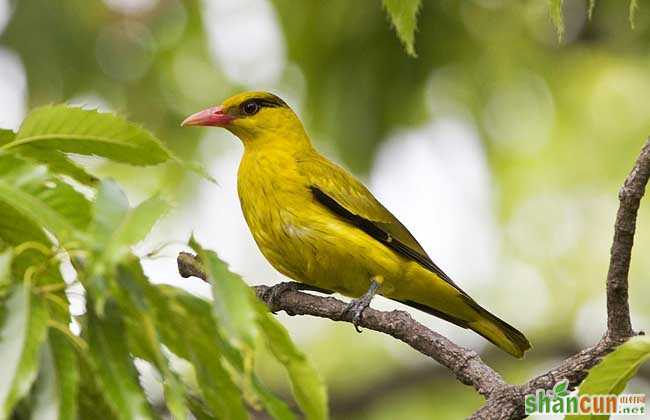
177;138;650;419
606;139;650;339
178;252;506;399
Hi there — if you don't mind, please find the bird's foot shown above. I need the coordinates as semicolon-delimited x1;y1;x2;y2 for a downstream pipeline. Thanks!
341;278;381;333
262;282;300;313
262;282;334;313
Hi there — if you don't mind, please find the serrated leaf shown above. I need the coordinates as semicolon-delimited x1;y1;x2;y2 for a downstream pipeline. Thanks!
77;351;118;420
114;261;188;420
107;195;168;262
91;180;167;263
18;147;98;186
158;285;295;419
31;330;79;420
0;281;49;417
190;237;258;348
0;180;79;243
21;176;92;231
0;200;50;247
2;105;172;166
0;154;91;247
568;336;650;420
150;284;248;419
258;314;328;420
86;300;154;420
177;159;218;185
382;0;421;57
549;0;565;42
0;129;96;186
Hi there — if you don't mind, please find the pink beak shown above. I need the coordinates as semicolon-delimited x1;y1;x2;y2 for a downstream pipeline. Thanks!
181;106;235;127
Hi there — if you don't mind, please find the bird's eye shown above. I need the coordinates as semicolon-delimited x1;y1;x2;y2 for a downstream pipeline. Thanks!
242;101;260;116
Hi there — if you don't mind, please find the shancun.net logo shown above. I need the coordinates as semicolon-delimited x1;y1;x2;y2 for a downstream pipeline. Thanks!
524;379;646;416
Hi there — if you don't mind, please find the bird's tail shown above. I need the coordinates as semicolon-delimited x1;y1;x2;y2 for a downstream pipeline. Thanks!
465;300;531;358
400;296;531;358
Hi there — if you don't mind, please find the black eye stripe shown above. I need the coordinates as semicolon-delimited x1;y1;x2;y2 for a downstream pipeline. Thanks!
257;98;286;108
238;95;288;116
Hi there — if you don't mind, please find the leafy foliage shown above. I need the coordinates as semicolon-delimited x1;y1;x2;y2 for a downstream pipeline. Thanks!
0;106;328;419
382;0;421;57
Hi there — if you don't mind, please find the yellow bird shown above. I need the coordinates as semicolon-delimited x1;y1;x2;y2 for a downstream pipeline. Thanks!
182;91;531;358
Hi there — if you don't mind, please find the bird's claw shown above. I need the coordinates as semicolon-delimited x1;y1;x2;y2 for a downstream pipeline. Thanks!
342;296;372;333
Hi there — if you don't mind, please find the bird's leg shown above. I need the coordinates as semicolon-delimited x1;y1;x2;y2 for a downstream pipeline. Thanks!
342;276;382;333
262;281;334;313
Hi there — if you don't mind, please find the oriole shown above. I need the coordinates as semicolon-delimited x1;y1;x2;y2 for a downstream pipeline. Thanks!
182;91;531;357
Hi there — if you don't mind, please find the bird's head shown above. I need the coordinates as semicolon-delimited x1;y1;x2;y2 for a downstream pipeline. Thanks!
182;91;310;149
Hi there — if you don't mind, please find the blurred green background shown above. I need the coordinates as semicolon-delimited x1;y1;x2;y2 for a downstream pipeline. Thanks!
1;0;649;418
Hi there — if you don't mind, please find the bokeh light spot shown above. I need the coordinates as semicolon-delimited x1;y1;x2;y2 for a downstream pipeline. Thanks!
95;20;156;82
203;0;286;86
103;0;158;14
483;71;555;155
0;48;26;130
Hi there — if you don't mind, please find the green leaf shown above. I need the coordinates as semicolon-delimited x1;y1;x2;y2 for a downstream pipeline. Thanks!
190;237;259;348
253;375;297;420
106;195;169;262
0;249;11;289
382;0;421;57
21;176;92;231
163;284;296;419
77;352;118;420
0;129;15;148
90;180;129;246
17;147;98;186
91;180;167;262
588;0;596;20
579;336;650;395
630;0;639;30
48;330;79;420
0;180;79;243
113;261;188;420
258;314;328;420
569;336;650;420
549;0;565;42
31;330;79;420
1;129;96;186
2;105;172;166
186;239;318;419
86;300;154;420
0;281;49;417
150;284;248;420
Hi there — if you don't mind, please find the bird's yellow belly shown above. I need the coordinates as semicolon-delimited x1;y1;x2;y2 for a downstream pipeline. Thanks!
246;202;408;298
